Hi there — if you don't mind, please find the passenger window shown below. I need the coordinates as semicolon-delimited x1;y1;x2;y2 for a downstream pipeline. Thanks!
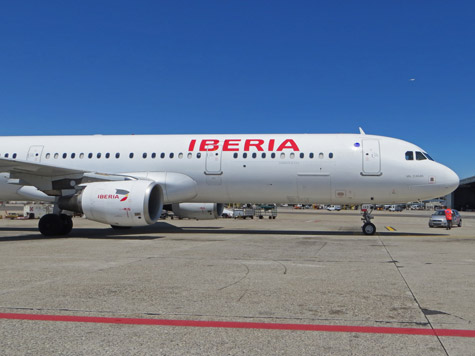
80;153;85;159
187;153;192;159
115;153;120;159
129;153;134;159
252;153;257;159
160;153;165;159
46;153;51;159
152;153;156;158
233;153;238;159
262;153;266;159
88;153;93;159
62;153;67;159
4;153;8;158
329;153;334;159
280;153;285;159
416;151;426;160
243;153;248;159
54;153;59;159
13;153;17;159
178;153;183;159
169;153;174;159
300;153;304;159
405;151;414;160
319;153;324;159
197;153;201;159
71;153;76;159
309;153;314;159
143;153;147;159
271;153;276;159
97;153;101;159
290;153;295;159
105;153;110;159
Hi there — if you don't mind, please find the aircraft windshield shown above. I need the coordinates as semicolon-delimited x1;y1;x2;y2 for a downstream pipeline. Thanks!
406;150;435;161
423;152;434;161
416;151;426;160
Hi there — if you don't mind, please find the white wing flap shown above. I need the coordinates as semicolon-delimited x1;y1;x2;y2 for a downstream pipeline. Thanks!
0;157;85;176
0;158;135;196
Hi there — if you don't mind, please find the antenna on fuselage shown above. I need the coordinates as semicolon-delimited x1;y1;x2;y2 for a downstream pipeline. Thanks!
359;127;366;135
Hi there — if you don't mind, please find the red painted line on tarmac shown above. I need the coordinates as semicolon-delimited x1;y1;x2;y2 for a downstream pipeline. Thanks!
1;312;474;338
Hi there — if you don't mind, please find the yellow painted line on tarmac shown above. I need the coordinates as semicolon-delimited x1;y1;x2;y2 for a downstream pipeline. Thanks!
385;226;396;231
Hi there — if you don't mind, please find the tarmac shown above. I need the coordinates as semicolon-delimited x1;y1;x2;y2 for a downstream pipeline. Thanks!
0;208;474;356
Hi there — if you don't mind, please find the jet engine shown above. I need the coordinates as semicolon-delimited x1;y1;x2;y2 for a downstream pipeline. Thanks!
59;180;163;226
171;203;224;220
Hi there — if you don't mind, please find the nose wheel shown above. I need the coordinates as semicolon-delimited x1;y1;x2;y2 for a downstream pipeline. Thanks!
361;206;376;235
362;222;376;235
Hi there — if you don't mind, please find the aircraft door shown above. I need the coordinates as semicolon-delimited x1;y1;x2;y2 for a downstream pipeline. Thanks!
362;140;381;175
26;145;44;163
205;146;223;175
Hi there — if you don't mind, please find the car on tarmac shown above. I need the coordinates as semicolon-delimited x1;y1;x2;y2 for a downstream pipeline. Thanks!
326;205;342;211
428;209;462;228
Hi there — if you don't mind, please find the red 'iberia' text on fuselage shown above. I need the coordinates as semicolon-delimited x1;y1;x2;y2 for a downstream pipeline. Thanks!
188;139;299;152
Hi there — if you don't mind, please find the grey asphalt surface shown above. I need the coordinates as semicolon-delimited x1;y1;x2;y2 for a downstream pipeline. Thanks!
0;209;474;355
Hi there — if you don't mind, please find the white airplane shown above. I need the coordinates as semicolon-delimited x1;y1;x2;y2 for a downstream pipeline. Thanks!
0;131;459;236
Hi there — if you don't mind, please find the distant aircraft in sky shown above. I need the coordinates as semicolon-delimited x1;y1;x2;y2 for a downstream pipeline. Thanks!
0;132;459;236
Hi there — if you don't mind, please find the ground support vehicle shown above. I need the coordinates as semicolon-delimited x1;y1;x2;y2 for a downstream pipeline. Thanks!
254;207;277;219
233;208;255;219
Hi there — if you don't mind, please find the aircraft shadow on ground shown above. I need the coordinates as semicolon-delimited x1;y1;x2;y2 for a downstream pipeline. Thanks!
0;221;449;241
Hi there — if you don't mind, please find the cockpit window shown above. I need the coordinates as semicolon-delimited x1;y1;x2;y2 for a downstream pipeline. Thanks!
423;152;434;161
407;150;435;161
416;151;427;160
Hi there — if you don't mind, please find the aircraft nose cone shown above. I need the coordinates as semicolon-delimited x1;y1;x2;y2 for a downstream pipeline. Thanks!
442;167;459;194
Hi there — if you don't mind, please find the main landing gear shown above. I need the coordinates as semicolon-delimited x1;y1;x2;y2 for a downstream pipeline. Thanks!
361;206;376;235
38;214;73;236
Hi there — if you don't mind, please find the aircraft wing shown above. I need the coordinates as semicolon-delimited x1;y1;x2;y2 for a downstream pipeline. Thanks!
0;158;132;196
0;157;86;177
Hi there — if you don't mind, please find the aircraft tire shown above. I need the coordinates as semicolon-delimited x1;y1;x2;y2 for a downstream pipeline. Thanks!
39;214;62;236
362;223;376;235
59;214;73;235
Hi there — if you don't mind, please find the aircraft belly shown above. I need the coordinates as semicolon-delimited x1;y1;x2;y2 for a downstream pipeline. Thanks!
297;174;332;204
218;171;295;203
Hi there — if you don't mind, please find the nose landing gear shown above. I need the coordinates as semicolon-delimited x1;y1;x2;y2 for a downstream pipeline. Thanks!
361;206;376;235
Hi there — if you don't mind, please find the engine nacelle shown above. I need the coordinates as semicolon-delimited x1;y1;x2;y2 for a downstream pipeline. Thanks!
171;203;224;220
59;180;163;226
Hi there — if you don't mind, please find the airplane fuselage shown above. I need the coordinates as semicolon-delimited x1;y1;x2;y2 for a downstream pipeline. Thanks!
0;133;459;205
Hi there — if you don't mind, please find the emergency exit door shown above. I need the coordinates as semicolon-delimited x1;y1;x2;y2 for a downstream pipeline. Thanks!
205;149;222;175
26;145;44;163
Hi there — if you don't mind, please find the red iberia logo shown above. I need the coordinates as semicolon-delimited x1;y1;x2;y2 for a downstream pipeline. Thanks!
188;138;300;152
97;189;129;202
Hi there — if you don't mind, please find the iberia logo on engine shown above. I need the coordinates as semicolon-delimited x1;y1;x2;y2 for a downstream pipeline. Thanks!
97;189;129;202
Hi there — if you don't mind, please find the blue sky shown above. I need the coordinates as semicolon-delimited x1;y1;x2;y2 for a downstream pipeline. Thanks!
1;1;474;178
